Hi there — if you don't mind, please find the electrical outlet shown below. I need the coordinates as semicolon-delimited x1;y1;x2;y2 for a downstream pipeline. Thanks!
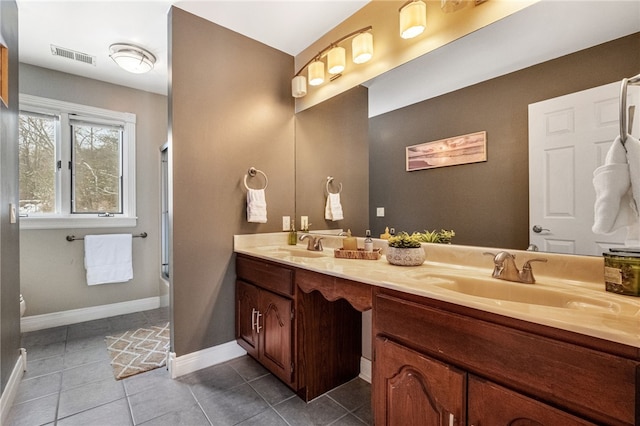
9;203;16;224
376;207;385;217
282;216;290;231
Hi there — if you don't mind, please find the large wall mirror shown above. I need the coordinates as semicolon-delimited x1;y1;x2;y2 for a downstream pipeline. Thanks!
296;1;640;257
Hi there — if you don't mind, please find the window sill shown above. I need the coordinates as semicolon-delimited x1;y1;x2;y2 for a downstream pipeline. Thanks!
19;216;138;230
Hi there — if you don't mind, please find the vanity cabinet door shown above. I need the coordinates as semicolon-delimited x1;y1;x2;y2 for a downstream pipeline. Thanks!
236;280;259;358
259;290;294;387
374;336;466;426
468;376;596;426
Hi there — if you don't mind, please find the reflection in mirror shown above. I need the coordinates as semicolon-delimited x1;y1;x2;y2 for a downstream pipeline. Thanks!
296;1;639;256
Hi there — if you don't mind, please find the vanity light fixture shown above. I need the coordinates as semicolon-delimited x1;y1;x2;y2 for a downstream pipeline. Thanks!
291;26;373;98
399;0;427;39
109;43;156;74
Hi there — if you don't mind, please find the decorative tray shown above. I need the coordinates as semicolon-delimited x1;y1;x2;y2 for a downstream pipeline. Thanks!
334;248;382;260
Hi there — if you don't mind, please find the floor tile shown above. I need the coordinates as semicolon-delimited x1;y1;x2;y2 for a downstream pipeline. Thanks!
123;364;172;396
330;413;368;426
236;408;289;426
248;374;295;405
27;341;66;361
67;318;111;340
274;395;348;426
141;307;170;325
14;372;61;404
127;377;196;424
197;383;269;426
6;393;58;426
65;334;107;354
228;355;269;381
137;403;211;426
23;355;64;379
56;397;133;425
63;345;111;369
58;377;125;418
352;399;373;425
327;378;371;411
22;326;68;347
61;360;115;390
108;312;149;333
181;363;245;402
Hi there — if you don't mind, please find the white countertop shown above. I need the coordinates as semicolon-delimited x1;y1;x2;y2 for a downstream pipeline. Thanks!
234;233;640;349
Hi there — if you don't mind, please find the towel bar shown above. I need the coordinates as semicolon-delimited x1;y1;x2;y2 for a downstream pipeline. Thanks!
326;176;342;195
244;167;268;190
619;73;640;145
66;232;148;242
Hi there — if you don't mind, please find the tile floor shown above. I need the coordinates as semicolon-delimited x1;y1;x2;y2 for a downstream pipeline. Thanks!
7;307;372;425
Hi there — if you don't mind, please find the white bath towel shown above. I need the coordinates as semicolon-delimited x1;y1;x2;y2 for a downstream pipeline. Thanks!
84;234;133;285
593;136;635;234
247;188;267;223
325;193;344;221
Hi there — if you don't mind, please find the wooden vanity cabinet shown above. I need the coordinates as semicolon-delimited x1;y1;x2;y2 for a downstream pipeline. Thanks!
236;255;366;401
373;287;639;426
236;256;295;387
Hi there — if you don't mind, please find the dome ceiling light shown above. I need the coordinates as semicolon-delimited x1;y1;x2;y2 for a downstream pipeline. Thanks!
109;43;156;74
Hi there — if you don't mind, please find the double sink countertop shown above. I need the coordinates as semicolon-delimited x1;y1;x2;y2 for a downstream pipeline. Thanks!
234;232;640;349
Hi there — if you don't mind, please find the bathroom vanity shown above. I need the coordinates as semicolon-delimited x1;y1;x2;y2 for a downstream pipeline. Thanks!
234;233;640;425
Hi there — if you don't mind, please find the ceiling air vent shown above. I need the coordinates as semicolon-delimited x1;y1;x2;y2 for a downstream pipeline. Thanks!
50;45;96;66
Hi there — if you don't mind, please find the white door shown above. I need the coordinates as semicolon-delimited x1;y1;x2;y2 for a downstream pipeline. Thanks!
529;81;640;256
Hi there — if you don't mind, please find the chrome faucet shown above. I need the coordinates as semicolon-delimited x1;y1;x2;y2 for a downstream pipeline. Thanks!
299;234;324;251
484;251;547;284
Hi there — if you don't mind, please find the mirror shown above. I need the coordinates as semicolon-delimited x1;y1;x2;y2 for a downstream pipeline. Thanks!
295;1;640;256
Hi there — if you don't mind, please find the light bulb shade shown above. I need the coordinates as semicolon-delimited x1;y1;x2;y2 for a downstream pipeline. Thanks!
292;75;307;98
308;60;325;86
400;0;427;39
109;43;156;74
327;46;346;74
352;32;373;64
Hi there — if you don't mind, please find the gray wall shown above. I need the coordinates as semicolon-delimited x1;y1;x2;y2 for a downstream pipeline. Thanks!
1;0;20;397
370;33;640;249
296;86;369;235
19;64;167;315
169;7;295;356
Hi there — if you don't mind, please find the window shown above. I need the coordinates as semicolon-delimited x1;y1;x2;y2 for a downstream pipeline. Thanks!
19;95;136;229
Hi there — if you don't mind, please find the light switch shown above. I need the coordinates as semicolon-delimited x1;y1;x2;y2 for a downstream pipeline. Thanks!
376;207;385;217
10;203;16;224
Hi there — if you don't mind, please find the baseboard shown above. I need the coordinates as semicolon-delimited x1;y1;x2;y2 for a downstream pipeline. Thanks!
168;340;247;379
21;296;161;332
359;356;372;383
0;348;27;425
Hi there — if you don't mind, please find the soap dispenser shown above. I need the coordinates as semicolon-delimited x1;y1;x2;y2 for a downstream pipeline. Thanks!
380;227;391;240
364;230;373;252
342;229;358;251
288;219;297;245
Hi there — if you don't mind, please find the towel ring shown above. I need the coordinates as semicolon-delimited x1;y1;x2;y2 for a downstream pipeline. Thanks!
244;167;268;190
326;176;342;195
620;73;640;145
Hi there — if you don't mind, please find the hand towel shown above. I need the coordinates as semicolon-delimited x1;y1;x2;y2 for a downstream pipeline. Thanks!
247;188;267;223
592;136;635;234
325;193;344;221
625;134;640;213
84;234;133;285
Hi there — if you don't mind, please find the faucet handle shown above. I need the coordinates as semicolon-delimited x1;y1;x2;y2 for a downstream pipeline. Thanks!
519;258;547;284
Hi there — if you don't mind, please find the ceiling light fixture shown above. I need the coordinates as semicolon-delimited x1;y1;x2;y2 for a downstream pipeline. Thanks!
291;26;373;98
399;0;427;39
109;43;156;74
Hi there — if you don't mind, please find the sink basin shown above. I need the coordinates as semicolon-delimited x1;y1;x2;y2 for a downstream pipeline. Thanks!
257;246;328;258
409;272;640;316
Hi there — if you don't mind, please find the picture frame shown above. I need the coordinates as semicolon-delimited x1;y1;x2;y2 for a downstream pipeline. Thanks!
406;131;487;171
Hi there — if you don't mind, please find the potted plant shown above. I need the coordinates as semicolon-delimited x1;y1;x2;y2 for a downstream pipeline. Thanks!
386;232;426;266
416;229;456;244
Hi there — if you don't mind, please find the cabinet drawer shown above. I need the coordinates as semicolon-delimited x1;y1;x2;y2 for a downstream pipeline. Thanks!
374;289;638;425
236;255;294;297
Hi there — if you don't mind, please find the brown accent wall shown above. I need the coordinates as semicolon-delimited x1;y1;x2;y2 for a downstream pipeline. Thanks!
0;0;20;394
296;86;369;235
169;7;295;355
370;33;640;250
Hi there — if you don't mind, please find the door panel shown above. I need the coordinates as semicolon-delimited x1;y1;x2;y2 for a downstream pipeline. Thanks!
260;291;293;386
236;280;259;357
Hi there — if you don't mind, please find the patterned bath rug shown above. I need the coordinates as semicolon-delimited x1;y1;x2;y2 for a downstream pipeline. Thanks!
105;322;170;380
